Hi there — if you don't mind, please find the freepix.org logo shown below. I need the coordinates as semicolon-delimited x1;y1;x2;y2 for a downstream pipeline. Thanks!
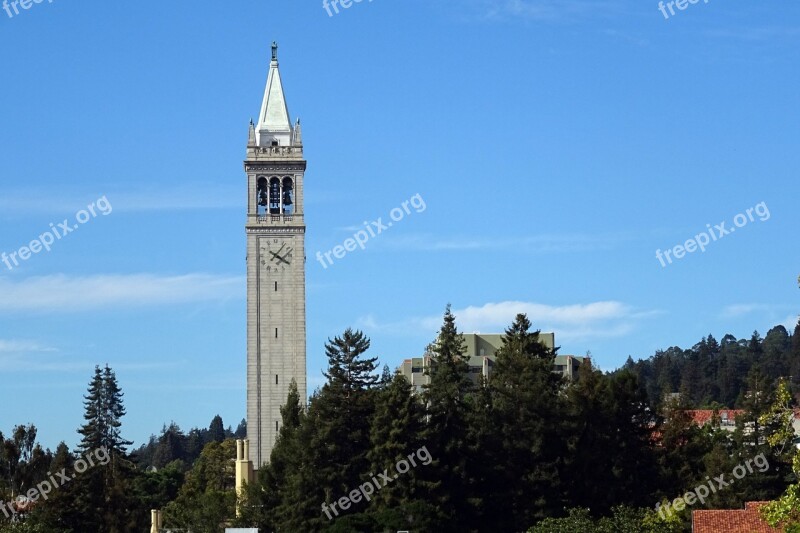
322;0;374;17
3;0;54;20
1;196;113;271
655;201;770;268
316;193;426;270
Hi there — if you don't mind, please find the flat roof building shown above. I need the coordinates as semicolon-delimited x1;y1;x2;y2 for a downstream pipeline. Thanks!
400;333;588;393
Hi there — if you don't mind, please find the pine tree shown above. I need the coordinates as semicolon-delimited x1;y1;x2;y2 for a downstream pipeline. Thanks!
77;366;105;453
791;320;800;388
289;329;381;529
70;365;140;532
78;365;132;456
367;372;439;530
243;380;308;531
102;365;132;455
565;363;660;514
421;305;476;530
234;418;247;439
378;364;393;389
208;415;225;443
488;313;564;529
152;423;187;468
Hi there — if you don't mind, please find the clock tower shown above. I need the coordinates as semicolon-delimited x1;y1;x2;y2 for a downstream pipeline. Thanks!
244;43;307;468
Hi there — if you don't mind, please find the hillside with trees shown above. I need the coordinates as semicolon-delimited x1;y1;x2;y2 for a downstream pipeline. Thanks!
1;309;799;532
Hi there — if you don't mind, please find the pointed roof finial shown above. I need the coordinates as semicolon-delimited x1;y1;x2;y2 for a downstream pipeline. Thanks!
271;41;278;62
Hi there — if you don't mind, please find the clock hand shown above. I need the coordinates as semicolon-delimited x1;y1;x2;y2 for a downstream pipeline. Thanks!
270;251;290;265
268;243;288;262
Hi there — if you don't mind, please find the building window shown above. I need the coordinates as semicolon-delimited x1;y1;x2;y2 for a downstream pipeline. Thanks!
276;374;279;385
275;281;278;291
275;328;278;338
276;421;279;431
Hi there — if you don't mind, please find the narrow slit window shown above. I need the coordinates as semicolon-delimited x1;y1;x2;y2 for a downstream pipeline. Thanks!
275;374;279;385
276;421;279;431
275;328;278;338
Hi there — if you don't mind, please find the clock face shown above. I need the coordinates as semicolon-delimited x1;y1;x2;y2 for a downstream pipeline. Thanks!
260;239;293;274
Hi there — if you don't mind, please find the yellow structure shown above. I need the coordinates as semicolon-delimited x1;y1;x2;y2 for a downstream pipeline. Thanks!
235;439;255;516
150;509;162;533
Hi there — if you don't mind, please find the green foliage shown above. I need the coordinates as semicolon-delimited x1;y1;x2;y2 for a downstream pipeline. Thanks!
162;439;237;533
238;379;307;530
762;449;800;532
564;363;661;513
759;378;796;458
6;310;800;533
485;313;564;528
420;305;477;530
208;415;225;444
528;506;683;533
368;372;426;512
624;328;798;408
77;365;132;456
132;415;234;470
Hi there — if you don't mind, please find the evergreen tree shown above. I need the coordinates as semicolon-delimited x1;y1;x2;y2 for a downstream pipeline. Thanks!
378;364;393;389
368;372;439;530
101;365;132;455
791;320;800;389
234;418;247;439
77;365;132;456
488;313;564;529
151;423;187;468
77;366;105;453
208;415;225;443
565;363;660;514
730;368;786;505
319;329;379;490
241;380;308;531
67;365;142;532
421;305;476;530
656;398;713;500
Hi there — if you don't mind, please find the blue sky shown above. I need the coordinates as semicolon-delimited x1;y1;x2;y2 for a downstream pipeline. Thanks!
1;0;798;450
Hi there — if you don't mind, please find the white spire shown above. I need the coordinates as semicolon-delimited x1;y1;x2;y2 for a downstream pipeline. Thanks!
256;42;293;147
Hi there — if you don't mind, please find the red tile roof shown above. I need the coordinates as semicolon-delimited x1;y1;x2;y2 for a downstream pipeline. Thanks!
685;409;745;426
692;502;782;532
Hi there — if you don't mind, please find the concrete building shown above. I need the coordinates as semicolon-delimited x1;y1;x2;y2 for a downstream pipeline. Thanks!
400;332;588;393
245;43;307;468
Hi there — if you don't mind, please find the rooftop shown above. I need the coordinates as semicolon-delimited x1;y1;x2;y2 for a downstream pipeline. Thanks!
692;502;781;533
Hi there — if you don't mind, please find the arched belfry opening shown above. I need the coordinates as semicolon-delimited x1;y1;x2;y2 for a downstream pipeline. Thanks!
282;177;294;215
257;177;269;216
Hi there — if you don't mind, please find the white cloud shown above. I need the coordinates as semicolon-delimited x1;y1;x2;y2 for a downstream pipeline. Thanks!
720;303;772;318
781;314;799;332
719;305;799;335
0;273;243;313
358;300;659;343
0;339;55;354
